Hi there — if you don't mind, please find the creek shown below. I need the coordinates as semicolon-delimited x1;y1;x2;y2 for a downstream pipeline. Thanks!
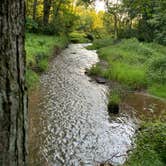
29;44;142;166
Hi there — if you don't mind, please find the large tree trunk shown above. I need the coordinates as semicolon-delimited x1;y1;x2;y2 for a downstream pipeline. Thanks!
43;0;52;25
0;0;28;166
33;0;38;21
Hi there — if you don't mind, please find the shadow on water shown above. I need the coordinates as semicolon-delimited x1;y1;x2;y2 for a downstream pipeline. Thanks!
28;44;166;166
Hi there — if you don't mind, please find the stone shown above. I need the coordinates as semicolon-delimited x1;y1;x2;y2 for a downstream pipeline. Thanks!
108;103;119;114
95;77;107;84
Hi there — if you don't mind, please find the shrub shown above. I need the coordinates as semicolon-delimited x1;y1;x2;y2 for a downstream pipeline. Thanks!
40;23;57;35
147;56;166;84
69;31;89;43
125;123;166;166
26;17;38;33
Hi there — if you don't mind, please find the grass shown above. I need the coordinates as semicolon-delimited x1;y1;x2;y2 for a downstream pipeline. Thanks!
88;38;166;98
69;31;90;43
125;122;166;166
148;84;166;99
25;33;68;89
87;37;114;50
108;89;121;105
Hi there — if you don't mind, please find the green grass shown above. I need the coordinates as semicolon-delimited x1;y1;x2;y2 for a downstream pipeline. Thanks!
148;84;166;99
25;33;68;89
125;122;166;166
89;38;166;98
69;31;89;43
87;37;113;50
108;90;121;105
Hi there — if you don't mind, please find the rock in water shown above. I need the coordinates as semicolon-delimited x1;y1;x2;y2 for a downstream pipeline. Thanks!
108;103;119;114
95;77;107;84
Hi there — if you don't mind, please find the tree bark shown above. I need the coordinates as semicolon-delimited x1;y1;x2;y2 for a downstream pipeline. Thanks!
33;0;38;21
0;0;28;166
43;0;52;25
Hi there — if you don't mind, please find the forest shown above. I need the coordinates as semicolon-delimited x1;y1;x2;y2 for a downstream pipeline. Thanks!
0;0;166;166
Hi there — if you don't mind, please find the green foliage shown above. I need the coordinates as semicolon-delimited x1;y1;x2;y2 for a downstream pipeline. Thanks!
25;33;68;88
87;38;113;50
87;64;103;76
26;17;39;33
125;122;166;166
147;56;166;84
69;31;89;43
26;69;39;89
108;90;121;105
109;62;147;89
89;38;166;98
148;84;166;99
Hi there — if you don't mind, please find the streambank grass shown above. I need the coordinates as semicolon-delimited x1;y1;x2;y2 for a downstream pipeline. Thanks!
26;33;68;89
89;38;166;98
125;122;166;166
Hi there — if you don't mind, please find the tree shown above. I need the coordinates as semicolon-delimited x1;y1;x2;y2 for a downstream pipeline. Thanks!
33;0;38;20
43;0;52;25
106;0;123;39
122;0;156;41
0;0;28;165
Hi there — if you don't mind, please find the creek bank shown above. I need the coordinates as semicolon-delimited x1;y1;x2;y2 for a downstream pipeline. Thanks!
26;33;69;89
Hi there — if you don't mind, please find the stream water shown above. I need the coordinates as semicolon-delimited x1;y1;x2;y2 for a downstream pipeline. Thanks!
29;44;138;166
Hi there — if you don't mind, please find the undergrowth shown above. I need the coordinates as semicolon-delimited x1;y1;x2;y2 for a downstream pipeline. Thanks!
125;122;166;166
88;38;166;98
26;33;68;89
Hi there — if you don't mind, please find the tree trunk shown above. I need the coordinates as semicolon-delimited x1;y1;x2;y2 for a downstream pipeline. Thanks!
0;0;28;166
43;0;52;25
54;0;63;17
114;14;118;39
33;0;38;21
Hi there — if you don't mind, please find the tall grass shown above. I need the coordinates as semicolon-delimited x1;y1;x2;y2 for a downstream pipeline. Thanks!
25;33;68;89
125;122;166;166
89;38;166;98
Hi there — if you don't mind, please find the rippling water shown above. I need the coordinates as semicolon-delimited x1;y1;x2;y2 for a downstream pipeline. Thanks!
29;44;137;166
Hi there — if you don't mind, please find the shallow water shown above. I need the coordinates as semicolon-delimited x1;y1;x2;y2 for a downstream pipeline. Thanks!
29;44;137;166
123;92;166;120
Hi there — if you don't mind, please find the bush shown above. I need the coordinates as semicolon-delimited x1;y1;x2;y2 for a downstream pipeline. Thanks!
26;17;38;33
125;123;166;166
91;38;114;49
147;56;166;84
40;23;57;35
69;31;89;43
